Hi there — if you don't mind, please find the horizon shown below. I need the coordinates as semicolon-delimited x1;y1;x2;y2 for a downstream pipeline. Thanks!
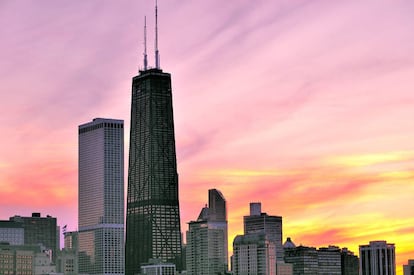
1;1;413;274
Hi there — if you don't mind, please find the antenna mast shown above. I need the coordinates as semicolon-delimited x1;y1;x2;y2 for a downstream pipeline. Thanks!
143;16;148;71
155;0;160;69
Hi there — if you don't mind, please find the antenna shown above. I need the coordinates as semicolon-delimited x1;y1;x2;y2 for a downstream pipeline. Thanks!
155;0;160;69
143;16;148;71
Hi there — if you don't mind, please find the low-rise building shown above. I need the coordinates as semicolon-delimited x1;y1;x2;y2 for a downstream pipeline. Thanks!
0;242;56;275
403;259;414;275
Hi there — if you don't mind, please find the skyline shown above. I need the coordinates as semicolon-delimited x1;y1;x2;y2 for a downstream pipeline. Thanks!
0;1;413;274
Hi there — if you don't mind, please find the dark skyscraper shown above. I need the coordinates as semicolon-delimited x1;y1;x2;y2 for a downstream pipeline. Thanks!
125;4;182;274
208;189;227;222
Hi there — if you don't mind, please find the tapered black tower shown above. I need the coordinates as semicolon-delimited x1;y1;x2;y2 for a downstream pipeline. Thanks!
125;68;182;274
125;5;182;273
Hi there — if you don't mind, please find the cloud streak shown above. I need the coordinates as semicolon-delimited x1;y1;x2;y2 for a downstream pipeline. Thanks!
1;1;414;271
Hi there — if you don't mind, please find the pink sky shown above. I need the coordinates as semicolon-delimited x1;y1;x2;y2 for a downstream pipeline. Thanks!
1;1;413;273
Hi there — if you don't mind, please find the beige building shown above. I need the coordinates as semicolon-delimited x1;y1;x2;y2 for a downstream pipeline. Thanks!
0;243;56;275
277;261;293;275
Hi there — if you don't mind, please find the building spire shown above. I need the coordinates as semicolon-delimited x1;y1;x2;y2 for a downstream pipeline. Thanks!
143;16;148;71
155;0;160;69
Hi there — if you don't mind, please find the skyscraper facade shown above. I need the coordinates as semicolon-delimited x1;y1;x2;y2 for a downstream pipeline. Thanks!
78;118;124;274
186;189;228;274
244;202;283;261
359;241;395;275
125;67;182;274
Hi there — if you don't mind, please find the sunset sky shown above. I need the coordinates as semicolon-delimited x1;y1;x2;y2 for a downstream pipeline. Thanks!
1;0;413;273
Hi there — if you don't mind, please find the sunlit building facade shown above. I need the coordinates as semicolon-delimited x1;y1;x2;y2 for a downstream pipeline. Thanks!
78;118;124;274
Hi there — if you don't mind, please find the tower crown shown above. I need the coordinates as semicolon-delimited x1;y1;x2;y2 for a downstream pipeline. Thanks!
141;1;160;71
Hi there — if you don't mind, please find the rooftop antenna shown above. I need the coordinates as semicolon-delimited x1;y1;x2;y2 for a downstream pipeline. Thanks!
155;0;160;69
143;16;148;71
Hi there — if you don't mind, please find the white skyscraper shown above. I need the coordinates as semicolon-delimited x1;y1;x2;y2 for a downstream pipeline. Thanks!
360;240;395;275
78;118;124;274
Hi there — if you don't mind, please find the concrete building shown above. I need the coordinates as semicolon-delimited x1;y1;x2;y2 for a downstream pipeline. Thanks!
0;243;56;275
141;259;176;275
341;248;358;275
9;213;58;263
318;246;341;275
359;240;395;275
186;189;228;275
244;202;283;261
277;261;293;275
284;245;319;275
0;220;24;245
403;259;414;275
56;231;79;275
233;233;276;275
78;118;125;274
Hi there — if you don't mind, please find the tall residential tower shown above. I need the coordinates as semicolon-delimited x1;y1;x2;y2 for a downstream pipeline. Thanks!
78;118;124;274
125;4;182;273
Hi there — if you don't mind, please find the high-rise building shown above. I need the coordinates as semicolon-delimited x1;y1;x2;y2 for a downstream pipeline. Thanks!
78;118;124;274
208;189;227;222
186;189;228;274
9;213;58;263
403;259;414;275
244;202;283;261
233;233;276;275
125;4;182;273
359;240;395;275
